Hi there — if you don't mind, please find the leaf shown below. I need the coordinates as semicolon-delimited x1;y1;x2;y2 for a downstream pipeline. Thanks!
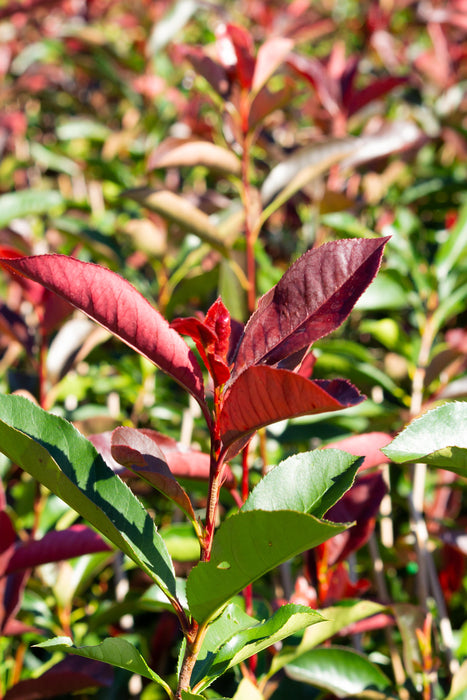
220;367;363;455
260;139;357;215
192;604;323;691
270;601;386;677
285;646;395;699
252;37;294;94
36;637;173;698
0;394;177;599
123;188;229;254
0;190;64;228
242;450;361;518
4;524;111;575
341;121;424;169
0;253;206;409
4;656;113;700
148;138;241;176
382;402;467;474
147;0;198;54
175;44;229;97
231;237;389;377
111;427;198;526
232;678;264;700
186;510;346;623
447;660;467;700
323;433;392;471
436;201;467;296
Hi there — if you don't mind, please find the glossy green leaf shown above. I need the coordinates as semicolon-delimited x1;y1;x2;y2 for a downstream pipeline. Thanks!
435;201;467;290
0;394;176;599
192;604;323;692
242;449;361;518
269;600;385;677
37;637;173;698
285;647;395;699
181;692;205;700
187;510;346;623
382;403;467;474
0;190;64;227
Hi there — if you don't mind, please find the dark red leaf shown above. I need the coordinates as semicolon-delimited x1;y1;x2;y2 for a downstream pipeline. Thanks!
231;237;389;379
220;365;364;457
325;471;387;565
346;76;407;117
4;656;113;700
4;525;111;575
175;44;230;97
0;254;207;410
111;427;197;522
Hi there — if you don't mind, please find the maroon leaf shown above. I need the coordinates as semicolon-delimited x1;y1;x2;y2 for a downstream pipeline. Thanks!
346;76;407;117
219;365;364;457
325;471;387;565
111;427;197;524
4;525;111;575
231;237;389;379
0;254;207;410
175;44;230;97
4;656;113;700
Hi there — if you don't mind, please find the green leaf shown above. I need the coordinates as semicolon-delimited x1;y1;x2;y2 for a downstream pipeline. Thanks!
192;604;323;692
242;450;361;518
231;678;264;699
382;402;467;474
37;637;173;698
435;201;467;289
187;510;346;623
0;190;64;227
447;660;467;700
0;394;176;599
56;118;111;141
269;600;386;677
321;212;378;239
181;692;205;700
285;647;395;699
355;273;409;311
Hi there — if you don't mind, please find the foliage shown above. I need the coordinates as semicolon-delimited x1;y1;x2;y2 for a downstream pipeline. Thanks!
1;1;467;700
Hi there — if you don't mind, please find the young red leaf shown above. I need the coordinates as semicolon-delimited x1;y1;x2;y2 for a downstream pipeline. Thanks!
0;254;207;410
219;365;363;457
231;237;389;379
323;432;392;471
171;297;231;386
110;427;198;525
216;23;256;90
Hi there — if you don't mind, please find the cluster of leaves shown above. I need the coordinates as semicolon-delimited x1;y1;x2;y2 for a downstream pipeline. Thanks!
2;1;467;699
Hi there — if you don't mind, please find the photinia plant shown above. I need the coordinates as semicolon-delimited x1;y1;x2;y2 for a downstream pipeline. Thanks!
0;235;390;698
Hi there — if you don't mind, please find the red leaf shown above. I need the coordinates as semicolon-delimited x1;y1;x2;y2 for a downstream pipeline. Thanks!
216;24;256;90
4;525;111;575
323;432;392;471
325;471;387;565
111;427;197;523
252;36;293;94
90;430;236;490
4;656;113;700
231;237;389;378
0;254;207;409
171;298;231;386
175;44;230;97
346;76;407;117
220;365;363;456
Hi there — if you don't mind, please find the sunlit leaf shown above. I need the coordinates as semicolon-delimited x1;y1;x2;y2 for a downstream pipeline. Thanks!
382;403;467;474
